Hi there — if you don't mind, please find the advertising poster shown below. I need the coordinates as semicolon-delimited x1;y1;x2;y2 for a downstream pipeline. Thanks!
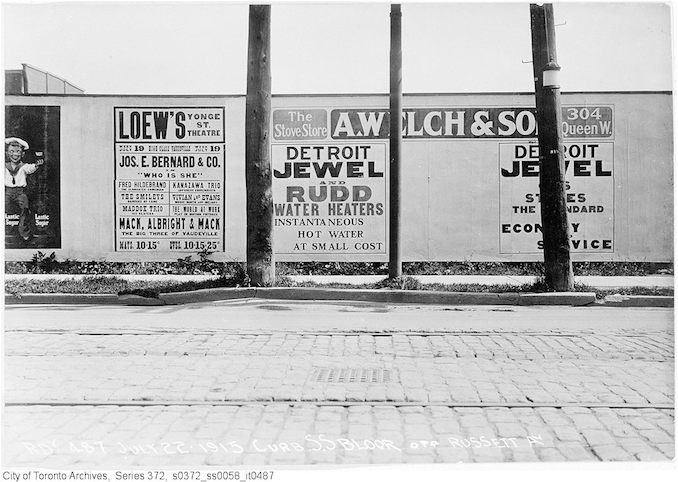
114;107;225;252
272;108;387;257
329;105;613;139
499;141;614;253
4;105;61;249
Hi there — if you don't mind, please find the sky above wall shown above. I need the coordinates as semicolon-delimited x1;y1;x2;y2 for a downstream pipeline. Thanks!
2;1;673;95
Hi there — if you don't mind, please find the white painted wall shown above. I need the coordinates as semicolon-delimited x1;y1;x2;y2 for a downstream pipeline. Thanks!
4;92;672;262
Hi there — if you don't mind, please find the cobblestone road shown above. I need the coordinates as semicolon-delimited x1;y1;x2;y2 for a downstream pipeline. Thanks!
2;302;675;466
5;405;675;466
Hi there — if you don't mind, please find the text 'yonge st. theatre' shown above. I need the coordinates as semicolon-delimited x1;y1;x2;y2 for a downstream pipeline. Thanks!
3;92;672;263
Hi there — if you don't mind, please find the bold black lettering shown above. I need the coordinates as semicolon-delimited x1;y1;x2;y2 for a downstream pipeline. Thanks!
175;112;186;139
502;161;520;177
153;111;170;140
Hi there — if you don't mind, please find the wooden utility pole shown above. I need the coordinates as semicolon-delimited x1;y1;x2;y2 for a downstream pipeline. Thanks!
389;3;403;279
245;4;274;286
530;3;574;291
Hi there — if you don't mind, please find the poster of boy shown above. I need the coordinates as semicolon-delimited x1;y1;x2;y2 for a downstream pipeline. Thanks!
4;105;61;249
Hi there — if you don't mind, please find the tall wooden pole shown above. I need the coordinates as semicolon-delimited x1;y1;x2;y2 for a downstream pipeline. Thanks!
245;4;274;286
530;3;574;291
389;3;403;279
530;5;546;121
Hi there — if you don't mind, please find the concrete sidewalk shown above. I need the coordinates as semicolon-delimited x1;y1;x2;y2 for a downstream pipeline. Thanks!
4;273;674;288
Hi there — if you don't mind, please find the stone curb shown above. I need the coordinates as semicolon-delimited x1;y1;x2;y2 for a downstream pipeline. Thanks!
600;295;674;308
6;287;668;307
518;292;596;306
254;287;523;305
117;294;165;306
159;287;256;305
4;293;121;305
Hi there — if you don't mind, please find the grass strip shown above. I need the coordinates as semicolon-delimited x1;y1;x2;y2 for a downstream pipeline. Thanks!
6;258;673;277
4;275;673;300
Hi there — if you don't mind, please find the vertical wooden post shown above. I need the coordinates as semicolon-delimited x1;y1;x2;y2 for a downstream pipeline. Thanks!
245;4;274;286
389;3;403;279
530;3;574;291
530;6;546;120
